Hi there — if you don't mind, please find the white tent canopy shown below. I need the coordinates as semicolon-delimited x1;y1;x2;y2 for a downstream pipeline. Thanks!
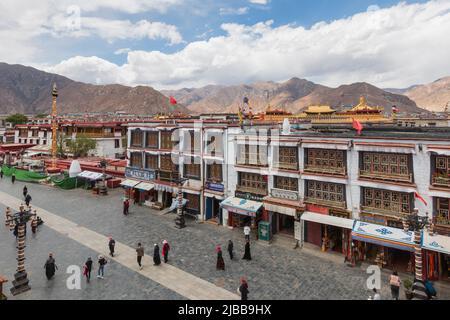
77;171;104;180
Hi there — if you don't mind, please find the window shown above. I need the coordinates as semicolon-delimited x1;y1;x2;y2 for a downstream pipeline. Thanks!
184;158;201;180
115;139;120;148
305;180;346;207
432;155;450;188
19;129;28;137
131;129;143;147
161;131;177;150
274;147;298;170
362;187;412;215
305;148;346;174
360;152;412;182
237;144;268;166
32;130;38;137
185;193;200;213
130;152;143;168
145;131;158;149
160;154;175;171
207;162;222;182
237;172;267;195
206;134;223;156
43;131;47;138
184;130;201;153
435;197;450;225
145;154;158;170
274;176;298;191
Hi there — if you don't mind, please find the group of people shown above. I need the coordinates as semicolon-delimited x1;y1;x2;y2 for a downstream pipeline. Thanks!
135;240;171;269
216;239;252;271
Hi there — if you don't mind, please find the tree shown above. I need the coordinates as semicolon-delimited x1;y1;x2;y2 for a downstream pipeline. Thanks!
6;113;28;126
66;135;97;158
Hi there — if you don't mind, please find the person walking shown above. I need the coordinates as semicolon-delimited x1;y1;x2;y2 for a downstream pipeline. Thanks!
153;244;161;266
97;255;107;279
11;173;15;184
23;185;28;199
25;194;32;207
162;240;170;263
44;253;58;280
83;257;93;282
136;243;144;270
123;198;129;215
389;271;401;300
238;277;249;300
108;237;116;257
244;225;251;241
216;245;225;270
227;240;234;260
242;240;252;261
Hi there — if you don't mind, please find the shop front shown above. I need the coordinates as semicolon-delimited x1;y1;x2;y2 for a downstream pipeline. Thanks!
300;211;354;257
263;200;300;239
220;196;263;232
422;232;450;281
134;182;156;205
154;182;176;209
120;179;140;200
204;182;225;224
352;221;416;271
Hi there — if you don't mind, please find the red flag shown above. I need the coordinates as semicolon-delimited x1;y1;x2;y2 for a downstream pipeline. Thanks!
414;192;428;206
352;118;363;135
169;96;177;105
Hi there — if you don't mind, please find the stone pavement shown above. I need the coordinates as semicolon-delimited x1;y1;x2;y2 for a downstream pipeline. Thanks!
1;179;449;300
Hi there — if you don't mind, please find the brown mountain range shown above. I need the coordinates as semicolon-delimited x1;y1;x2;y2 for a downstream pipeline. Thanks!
162;78;425;115
0;62;187;115
401;77;450;112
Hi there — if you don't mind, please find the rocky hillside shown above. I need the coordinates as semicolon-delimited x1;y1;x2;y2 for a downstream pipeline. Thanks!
402;77;450;112
0;62;188;115
162;78;424;115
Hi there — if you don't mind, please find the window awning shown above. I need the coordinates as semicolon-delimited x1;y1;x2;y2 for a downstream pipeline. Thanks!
422;232;450;255
301;211;354;229
264;202;296;217
77;171;104;180
352;221;416;252
220;196;263;217
135;182;155;191
120;179;140;188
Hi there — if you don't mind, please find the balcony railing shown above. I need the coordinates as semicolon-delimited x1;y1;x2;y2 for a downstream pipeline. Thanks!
361;206;411;218
305;197;346;209
159;170;179;182
273;161;299;171
434;211;450;226
432;174;450;188
77;132;115;138
236;185;268;196
236;158;268;167
359;170;413;183
304;165;346;175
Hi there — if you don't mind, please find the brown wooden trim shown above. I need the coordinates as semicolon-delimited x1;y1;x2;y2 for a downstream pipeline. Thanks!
427;145;450;150
301;171;348;179
358;177;416;188
354;141;415;148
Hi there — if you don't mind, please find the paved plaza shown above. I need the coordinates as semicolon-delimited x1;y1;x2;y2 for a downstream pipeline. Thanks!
1;179;449;300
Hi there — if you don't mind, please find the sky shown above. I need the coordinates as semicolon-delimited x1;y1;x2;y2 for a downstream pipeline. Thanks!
0;0;449;90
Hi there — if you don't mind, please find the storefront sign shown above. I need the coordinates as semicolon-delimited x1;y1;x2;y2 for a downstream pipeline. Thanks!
235;191;264;202
125;167;156;181
205;182;224;192
305;204;329;215
270;188;299;201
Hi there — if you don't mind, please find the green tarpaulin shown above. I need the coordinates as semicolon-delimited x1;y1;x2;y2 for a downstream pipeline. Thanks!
50;172;86;190
1;165;47;182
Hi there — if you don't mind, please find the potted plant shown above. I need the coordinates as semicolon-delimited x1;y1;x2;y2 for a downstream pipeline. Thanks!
403;279;413;300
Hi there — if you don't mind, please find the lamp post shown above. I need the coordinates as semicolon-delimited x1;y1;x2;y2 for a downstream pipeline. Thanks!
402;208;428;280
6;208;36;295
174;176;188;229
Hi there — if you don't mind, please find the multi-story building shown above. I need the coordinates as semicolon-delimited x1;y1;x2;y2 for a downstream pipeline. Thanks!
13;121;127;158
124;114;450;283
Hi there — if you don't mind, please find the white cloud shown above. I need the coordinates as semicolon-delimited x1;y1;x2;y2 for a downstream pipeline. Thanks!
46;1;450;90
249;0;269;5
219;7;249;16
367;5;381;12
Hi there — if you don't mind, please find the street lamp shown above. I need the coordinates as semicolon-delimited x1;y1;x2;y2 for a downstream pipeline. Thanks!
6;208;36;295
174;176;188;229
402;208;428;280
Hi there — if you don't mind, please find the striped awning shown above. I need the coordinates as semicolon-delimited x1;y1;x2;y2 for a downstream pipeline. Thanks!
352;221;416;252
